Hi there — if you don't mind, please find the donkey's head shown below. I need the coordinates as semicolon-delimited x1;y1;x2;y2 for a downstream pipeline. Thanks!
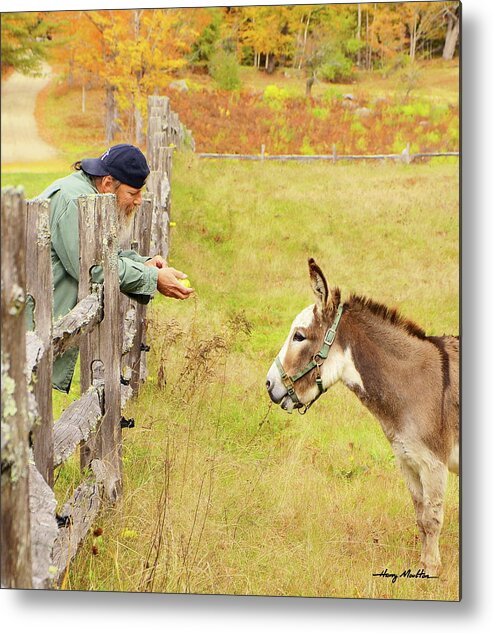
266;258;347;413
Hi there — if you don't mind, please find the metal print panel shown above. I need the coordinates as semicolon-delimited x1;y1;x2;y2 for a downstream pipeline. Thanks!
1;0;460;602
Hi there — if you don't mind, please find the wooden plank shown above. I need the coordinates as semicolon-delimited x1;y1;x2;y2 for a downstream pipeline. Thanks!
78;194;123;502
197;151;460;161
79;195;106;470
25;198;54;486
121;304;137;355
120;383;133;409
1;186;32;589
51;456;130;584
99;195;124;502
28;463;58;589
147;172;162;257
148;164;171;258
53;387;103;468
118;218;136;375
413;152;460;158
51;472;102;585
26;331;44;382
127;197;153;396
52;291;102;359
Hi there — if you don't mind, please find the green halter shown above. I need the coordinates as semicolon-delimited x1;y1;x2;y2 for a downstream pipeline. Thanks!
275;304;344;414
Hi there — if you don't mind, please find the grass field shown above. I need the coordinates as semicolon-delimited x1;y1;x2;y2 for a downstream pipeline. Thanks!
4;154;459;600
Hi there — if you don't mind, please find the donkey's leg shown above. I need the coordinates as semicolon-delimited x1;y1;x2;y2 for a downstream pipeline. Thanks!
395;454;426;552
418;460;448;576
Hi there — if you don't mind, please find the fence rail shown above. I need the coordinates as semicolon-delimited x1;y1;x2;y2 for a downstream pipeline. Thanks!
0;95;186;589
198;145;459;164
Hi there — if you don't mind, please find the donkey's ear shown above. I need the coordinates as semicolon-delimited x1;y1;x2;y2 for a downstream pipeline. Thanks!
308;258;332;312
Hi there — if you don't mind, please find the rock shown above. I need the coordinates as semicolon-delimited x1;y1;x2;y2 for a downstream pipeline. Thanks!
343;93;355;100
355;107;372;118
372;97;387;107
342;100;358;110
169;80;189;92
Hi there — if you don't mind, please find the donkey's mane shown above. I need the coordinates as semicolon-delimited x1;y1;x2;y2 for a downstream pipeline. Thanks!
345;294;427;340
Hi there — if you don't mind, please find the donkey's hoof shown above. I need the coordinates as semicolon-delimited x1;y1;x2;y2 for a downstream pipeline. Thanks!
422;561;441;577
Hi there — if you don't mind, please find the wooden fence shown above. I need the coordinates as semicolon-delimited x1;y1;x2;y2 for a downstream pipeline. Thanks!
198;144;459;163
0;95;186;590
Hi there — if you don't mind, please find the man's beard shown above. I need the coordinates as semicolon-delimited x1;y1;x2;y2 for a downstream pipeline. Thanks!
117;204;137;248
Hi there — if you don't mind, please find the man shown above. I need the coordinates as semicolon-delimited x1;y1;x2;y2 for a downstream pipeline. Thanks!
32;143;193;393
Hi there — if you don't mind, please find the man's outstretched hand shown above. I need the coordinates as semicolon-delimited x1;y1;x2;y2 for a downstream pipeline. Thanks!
145;255;167;269
156;266;194;300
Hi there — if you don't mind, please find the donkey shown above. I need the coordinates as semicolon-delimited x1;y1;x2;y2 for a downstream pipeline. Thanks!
266;258;459;575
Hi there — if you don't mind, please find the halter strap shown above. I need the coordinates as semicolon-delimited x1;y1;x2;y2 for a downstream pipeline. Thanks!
275;303;344;411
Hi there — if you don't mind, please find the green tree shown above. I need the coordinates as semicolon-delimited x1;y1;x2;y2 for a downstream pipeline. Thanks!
208;48;240;91
188;7;222;69
300;4;361;90
1;12;54;77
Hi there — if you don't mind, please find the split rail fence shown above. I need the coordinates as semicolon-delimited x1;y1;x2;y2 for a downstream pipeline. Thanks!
1;96;188;590
198;143;459;163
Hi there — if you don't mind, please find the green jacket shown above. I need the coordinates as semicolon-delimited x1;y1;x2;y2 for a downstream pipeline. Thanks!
28;170;158;393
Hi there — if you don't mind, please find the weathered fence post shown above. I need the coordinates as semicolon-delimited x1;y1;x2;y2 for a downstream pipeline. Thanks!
147;95;173;259
128;196;153;394
78;194;123;502
26;198;54;487
1;187;32;589
401;142;412;164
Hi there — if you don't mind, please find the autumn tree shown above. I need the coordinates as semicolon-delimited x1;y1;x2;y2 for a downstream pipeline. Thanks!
239;5;298;73
52;9;200;144
442;1;460;60
361;2;459;69
400;2;448;62
54;13;102;87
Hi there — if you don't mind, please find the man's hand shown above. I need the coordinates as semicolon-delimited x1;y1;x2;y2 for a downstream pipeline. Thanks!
145;255;167;269
156;267;194;300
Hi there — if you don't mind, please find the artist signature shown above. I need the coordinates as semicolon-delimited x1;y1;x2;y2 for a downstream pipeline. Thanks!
373;569;439;583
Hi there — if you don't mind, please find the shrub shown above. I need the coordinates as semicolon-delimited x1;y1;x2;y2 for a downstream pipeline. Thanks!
448;125;459;146
429;103;449;124
356;136;367;152
425;131;441;145
388;101;431;121
312;107;329;120
391;134;408;154
317;51;353;83
350;120;366;136
209;50;241;91
263;84;290;110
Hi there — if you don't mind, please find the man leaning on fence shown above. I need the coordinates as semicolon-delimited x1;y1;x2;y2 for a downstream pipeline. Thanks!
26;143;193;393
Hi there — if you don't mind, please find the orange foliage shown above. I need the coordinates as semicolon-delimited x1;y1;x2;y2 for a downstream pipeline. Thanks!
168;90;458;156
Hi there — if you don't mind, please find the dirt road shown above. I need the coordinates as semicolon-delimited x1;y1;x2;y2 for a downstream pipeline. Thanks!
1;64;59;164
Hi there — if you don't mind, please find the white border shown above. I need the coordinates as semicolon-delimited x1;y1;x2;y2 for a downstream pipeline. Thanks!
1;1;492;631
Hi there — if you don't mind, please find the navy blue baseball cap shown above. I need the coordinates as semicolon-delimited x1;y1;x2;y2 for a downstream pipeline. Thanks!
81;144;150;189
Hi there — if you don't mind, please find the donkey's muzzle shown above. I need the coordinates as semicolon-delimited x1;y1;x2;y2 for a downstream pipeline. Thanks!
266;379;284;404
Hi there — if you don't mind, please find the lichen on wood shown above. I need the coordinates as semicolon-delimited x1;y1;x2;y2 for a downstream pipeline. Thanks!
53;387;103;467
52;291;102;358
29;463;58;589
